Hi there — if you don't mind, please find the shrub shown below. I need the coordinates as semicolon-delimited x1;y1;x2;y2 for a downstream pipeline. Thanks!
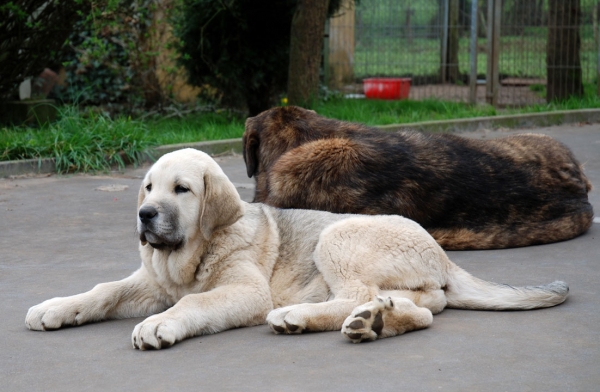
173;0;346;116
57;0;175;112
173;0;295;116
0;0;88;100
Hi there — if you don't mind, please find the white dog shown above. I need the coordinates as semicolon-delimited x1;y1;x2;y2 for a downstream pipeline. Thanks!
26;148;569;349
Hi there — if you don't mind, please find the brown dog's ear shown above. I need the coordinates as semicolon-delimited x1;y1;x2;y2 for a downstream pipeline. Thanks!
200;169;244;241
243;121;259;178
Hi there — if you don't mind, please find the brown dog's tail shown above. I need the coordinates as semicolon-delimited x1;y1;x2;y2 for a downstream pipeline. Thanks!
444;265;569;310
430;205;594;250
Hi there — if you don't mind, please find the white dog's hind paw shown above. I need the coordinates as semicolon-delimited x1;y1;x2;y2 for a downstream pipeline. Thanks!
341;296;432;343
132;315;180;350
25;298;83;331
341;296;389;343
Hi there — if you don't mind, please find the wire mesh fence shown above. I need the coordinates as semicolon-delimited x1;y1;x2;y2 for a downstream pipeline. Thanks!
326;0;599;107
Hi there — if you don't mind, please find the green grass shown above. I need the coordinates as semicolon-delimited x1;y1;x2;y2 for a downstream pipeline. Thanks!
0;106;154;173
3;92;600;173
145;111;245;145
354;35;598;82
313;86;600;125
312;98;498;125
0;107;247;172
510;83;600;113
351;0;599;81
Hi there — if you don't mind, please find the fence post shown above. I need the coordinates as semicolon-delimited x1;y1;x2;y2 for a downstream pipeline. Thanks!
486;0;501;106
469;0;478;104
597;3;600;97
441;0;460;84
324;18;330;88
327;0;355;89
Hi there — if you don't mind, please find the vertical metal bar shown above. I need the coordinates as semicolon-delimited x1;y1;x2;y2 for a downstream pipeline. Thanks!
492;0;501;106
597;2;600;97
486;0;501;106
441;0;449;84
486;0;494;104
594;4;600;97
469;0;478;104
323;18;330;88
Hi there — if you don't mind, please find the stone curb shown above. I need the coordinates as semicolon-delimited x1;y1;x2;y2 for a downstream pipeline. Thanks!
378;108;600;133
0;157;58;178
2;109;599;178
0;138;244;178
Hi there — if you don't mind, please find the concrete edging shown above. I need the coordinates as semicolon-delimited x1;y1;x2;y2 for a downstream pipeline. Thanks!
2;108;600;178
378;108;600;133
0;138;245;178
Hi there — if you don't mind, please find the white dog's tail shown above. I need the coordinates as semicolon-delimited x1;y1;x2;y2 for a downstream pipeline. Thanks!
444;265;569;310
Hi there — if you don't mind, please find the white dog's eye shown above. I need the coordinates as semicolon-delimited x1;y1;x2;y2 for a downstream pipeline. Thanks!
175;185;189;194
145;184;152;192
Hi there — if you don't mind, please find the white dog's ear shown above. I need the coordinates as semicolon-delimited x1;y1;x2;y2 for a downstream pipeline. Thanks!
137;183;146;209
137;183;148;245
200;170;244;241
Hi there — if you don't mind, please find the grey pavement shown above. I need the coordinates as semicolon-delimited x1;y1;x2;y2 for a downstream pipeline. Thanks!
1;123;599;391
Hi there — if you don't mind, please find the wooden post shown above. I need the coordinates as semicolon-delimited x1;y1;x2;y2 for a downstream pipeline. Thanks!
327;0;355;89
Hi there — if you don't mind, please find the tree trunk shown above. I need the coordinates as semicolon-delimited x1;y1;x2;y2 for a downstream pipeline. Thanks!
547;0;583;101
287;0;330;107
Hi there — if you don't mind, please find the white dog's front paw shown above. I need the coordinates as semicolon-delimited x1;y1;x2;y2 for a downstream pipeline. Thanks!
25;298;83;331
132;315;181;350
266;306;307;335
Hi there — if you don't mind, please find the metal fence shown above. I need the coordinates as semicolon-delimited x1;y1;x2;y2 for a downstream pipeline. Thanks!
325;0;598;107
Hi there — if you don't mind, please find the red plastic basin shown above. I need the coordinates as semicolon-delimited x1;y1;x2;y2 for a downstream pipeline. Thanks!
363;78;411;100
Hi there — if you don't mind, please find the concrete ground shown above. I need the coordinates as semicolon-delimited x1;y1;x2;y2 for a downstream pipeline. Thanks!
1;123;599;391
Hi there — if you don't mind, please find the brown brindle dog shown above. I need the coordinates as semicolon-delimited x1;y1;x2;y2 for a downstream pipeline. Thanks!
242;106;594;250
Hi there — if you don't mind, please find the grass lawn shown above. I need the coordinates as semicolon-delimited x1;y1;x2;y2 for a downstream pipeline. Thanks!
3;92;600;173
0;106;153;173
354;35;598;82
145;111;245;145
352;1;598;82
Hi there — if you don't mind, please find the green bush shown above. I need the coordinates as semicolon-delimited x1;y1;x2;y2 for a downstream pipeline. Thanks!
173;0;296;115
57;0;171;112
0;0;88;99
173;0;346;116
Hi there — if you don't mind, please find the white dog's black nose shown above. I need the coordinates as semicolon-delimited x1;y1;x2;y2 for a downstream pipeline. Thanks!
139;206;158;223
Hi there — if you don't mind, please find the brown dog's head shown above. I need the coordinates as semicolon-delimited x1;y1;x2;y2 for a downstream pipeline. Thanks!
243;106;319;178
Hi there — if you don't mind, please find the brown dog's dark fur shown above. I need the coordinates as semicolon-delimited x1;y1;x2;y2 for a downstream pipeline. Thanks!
243;106;593;250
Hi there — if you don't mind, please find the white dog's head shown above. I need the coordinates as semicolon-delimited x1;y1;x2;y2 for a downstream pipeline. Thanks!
137;148;244;250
